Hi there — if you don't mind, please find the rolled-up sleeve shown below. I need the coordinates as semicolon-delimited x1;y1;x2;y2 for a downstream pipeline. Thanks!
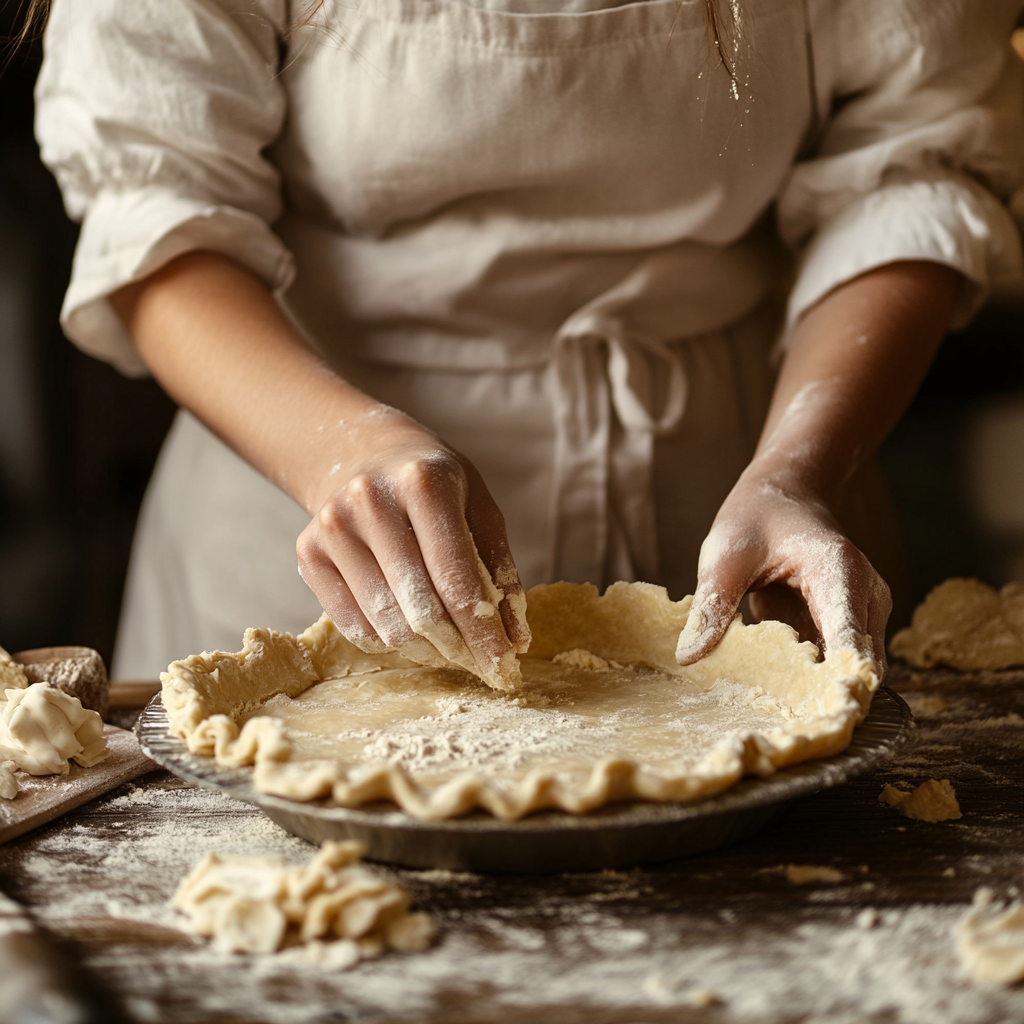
779;0;1024;335
36;0;291;376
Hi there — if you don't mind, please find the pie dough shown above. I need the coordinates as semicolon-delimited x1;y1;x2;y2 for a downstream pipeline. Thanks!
0;645;28;693
957;888;1024;985
0;682;108;776
889;578;1024;671
161;581;878;821
879;779;962;822
0;760;17;800
173;840;433;958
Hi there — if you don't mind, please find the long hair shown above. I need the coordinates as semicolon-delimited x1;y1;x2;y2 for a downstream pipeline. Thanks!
6;0;48;46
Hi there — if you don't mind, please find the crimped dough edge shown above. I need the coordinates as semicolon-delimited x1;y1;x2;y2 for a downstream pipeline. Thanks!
160;581;879;821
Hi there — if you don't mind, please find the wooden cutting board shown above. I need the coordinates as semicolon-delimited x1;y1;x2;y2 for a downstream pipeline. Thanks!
0;726;156;845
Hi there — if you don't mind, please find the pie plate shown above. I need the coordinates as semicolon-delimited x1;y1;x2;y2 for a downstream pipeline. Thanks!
136;687;910;874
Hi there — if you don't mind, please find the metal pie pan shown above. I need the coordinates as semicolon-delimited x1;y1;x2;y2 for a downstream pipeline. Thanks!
136;687;910;873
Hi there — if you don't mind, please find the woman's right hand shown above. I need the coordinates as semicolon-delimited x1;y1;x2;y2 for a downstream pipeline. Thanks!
110;251;530;688
295;404;531;689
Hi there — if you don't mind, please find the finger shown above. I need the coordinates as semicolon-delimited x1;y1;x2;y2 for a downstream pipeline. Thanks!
405;494;518;686
463;466;531;653
801;538;876;667
868;577;892;679
321;482;479;670
675;527;759;665
296;520;386;653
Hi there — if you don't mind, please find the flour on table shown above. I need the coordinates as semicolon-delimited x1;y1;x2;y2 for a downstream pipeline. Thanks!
173;839;433;960
890;578;1024;671
879;779;962;822
957;888;1024;984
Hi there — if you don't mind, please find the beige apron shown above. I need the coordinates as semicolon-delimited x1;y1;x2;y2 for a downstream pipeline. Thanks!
114;0;816;678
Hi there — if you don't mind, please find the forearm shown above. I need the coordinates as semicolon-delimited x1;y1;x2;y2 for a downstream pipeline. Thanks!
753;260;964;505
110;251;394;514
111;250;529;682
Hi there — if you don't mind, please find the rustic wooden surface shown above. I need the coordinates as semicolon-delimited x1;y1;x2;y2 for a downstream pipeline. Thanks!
0;725;155;845
0;666;1022;1024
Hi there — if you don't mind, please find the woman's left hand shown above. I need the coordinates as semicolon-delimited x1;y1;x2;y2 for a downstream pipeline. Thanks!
673;259;965;678
674;463;891;676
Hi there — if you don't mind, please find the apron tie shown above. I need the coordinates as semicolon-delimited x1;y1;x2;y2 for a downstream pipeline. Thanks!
547;311;687;586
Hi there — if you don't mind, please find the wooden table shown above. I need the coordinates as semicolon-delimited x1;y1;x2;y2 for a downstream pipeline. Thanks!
1;666;1022;1024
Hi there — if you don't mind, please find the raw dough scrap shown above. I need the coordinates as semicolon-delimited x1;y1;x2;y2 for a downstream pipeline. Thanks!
957;888;1024;985
0;760;18;800
0;683;108;775
0;645;28;693
172;840;433;959
161;581;879;821
879;779;962;822
785;864;846;884
889;578;1024;671
355;545;530;693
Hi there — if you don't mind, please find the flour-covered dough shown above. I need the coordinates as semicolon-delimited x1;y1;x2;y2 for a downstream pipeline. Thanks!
957;888;1024;985
890;578;1024;671
0;760;18;800
173;840;433;959
0;682;107;775
0;644;28;694
879;779;962;822
161;582;879;821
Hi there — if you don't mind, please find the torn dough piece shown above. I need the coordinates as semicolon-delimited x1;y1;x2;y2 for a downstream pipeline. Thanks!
0;683;107;775
785;864;846;885
0;644;28;694
890;578;1024;671
879;779;962;822
172;840;433;959
0;760;18;799
957;888;1024;985
355;543;529;693
161;581;879;821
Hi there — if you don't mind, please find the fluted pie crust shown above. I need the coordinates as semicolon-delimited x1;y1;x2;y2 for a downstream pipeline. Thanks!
160;582;878;821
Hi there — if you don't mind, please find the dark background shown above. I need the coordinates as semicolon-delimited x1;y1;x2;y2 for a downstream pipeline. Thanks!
1;14;1022;673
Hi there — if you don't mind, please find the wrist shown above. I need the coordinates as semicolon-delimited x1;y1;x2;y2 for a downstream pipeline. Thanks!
739;450;846;513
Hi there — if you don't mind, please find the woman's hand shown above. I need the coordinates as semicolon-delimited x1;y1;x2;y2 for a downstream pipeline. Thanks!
675;259;965;676
111;252;529;687
295;407;531;686
675;462;891;674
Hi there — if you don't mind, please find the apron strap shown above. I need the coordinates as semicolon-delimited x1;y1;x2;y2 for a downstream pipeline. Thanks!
547;316;688;587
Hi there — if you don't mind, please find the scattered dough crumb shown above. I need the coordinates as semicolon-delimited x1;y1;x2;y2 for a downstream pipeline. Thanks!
879;779;962;822
890;578;1024;670
552;648;611;672
944;867;957;878
686;988;722;1007
0;760;17;800
785;864;846;885
916;696;948;713
856;908;879;929
172;840;434;959
957;888;1024;984
473;600;496;619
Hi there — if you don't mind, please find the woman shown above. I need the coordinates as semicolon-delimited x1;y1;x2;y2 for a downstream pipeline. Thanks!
34;0;1024;683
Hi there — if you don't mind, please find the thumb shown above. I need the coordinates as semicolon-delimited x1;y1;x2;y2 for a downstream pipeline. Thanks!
675;559;752;665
